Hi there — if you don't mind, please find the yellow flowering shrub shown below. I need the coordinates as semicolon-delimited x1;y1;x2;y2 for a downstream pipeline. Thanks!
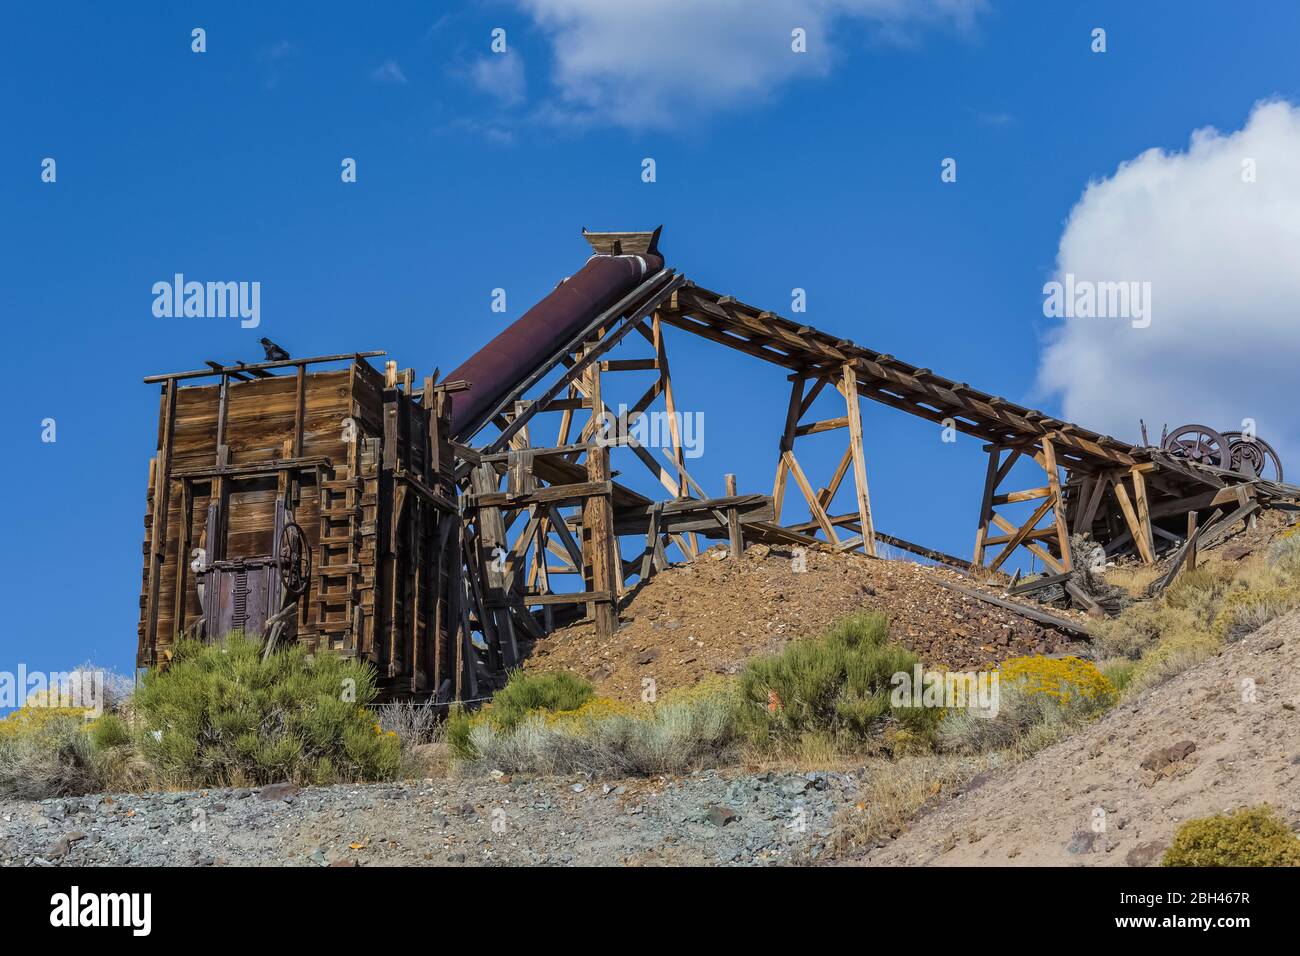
0;691;96;741
543;696;642;727
998;656;1115;708
1163;806;1300;867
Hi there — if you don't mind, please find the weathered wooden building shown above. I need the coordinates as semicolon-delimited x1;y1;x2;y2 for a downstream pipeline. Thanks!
136;354;467;699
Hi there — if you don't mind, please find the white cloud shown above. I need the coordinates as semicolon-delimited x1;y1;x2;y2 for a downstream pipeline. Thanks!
371;60;408;84
469;51;527;106
1036;99;1300;468
514;0;985;128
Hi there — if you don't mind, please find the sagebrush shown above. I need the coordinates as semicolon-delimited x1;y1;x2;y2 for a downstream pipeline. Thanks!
132;635;400;787
736;613;942;752
449;670;737;775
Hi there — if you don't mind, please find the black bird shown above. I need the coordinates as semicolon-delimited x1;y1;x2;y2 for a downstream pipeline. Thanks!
260;337;290;361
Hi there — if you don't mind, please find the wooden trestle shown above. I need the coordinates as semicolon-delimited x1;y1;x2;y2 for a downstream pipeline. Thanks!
138;233;1299;701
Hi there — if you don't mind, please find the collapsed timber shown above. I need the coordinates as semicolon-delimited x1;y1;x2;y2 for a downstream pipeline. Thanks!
135;228;1300;702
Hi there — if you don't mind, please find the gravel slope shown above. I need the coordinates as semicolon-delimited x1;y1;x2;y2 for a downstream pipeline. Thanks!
526;545;1085;702
0;768;862;867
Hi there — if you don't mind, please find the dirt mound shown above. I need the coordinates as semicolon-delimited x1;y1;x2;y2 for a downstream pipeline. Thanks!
522;546;1088;702
856;609;1300;866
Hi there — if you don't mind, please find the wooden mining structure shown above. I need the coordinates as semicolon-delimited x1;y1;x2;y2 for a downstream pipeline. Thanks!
136;228;1300;701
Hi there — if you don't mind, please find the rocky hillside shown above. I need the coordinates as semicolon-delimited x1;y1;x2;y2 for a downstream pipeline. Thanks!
856;609;1300;866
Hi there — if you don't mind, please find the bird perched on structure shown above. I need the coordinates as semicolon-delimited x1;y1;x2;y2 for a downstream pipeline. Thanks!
260;338;290;361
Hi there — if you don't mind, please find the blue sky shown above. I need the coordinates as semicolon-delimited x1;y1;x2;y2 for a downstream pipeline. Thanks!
4;1;1299;678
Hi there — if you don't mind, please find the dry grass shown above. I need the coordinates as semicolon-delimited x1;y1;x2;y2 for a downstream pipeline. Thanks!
735;733;881;776
462;689;738;777
1102;564;1164;598
829;752;1000;853
377;702;452;779
401;742;451;779
1095;537;1300;698
936;675;1110;757
377;702;442;747
0;715;100;800
1092;601;1203;660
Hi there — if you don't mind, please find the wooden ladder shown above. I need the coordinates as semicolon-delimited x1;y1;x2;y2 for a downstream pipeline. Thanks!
312;465;364;654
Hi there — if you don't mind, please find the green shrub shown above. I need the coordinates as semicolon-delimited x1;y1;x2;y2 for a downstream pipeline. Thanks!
1163;806;1300;867
489;671;594;731
445;704;478;761
736;613;941;751
88;713;132;750
132;635;400;788
447;669;597;761
1099;658;1136;695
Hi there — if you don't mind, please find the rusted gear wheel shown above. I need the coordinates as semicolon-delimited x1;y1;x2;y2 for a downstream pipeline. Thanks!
1222;431;1284;482
1162;423;1231;469
278;521;311;596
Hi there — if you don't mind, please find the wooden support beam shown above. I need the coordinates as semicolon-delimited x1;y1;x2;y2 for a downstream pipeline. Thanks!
1151;509;1214;595
981;526;1062;546
466;479;613;510
1129;465;1155;564
783;448;840;544
990;512;1065;573
582;343;619;639
601;358;658;372
992;486;1051;505
973;445;1001;567
1042;437;1073;572
491;590;612;608
928;578;1090;638
638;503;664;582
795;416;848;437
772;375;805;521
1006;570;1072;596
145;350;387;384
840;363;877;557
1197;500;1260;550
1064;581;1105;617
988;496;1057;572
651;312;687;499
724;474;743;559
1111;474;1155;565
1076;471;1109;533
818;447;854;510
469;465;518;668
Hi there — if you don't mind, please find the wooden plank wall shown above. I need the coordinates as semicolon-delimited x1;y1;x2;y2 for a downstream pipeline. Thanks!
137;364;385;666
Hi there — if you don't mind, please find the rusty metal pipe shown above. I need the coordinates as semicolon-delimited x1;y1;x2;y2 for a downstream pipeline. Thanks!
447;251;665;440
